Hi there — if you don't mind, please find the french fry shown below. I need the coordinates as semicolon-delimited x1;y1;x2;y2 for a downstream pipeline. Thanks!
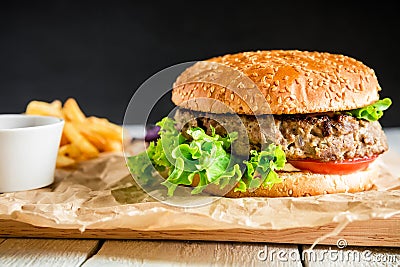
86;117;122;141
26;98;126;168
58;143;81;158
76;125;108;150
63;122;99;158
56;155;75;168
50;100;63;110
59;133;69;146
26;100;64;118
88;116;123;134
63;98;86;122
75;154;91;162
103;139;123;152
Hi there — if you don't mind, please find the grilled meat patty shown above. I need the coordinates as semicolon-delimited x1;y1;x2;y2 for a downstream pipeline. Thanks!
174;108;388;161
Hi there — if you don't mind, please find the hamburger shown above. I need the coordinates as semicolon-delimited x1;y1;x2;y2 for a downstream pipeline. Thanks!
128;50;392;197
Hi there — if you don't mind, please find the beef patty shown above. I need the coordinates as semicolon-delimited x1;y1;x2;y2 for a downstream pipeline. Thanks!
174;108;388;161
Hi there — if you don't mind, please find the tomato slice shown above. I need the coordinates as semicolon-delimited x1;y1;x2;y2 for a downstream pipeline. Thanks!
288;156;378;175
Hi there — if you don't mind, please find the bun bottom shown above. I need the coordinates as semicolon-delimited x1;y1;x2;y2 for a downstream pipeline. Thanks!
205;167;378;198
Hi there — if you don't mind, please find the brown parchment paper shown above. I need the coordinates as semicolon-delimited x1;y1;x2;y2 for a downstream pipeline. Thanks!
1;144;400;245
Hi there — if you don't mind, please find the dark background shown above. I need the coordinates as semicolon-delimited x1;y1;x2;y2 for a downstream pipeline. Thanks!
1;1;399;127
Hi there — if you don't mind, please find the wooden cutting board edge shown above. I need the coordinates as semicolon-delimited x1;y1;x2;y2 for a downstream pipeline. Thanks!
0;215;399;247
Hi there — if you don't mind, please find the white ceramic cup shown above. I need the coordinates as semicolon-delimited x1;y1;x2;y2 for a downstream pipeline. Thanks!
0;114;64;192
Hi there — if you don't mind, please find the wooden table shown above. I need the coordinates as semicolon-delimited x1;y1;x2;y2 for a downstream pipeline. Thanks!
0;238;399;266
0;128;399;266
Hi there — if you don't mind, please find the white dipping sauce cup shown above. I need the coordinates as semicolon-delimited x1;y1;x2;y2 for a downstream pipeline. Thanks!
0;114;64;192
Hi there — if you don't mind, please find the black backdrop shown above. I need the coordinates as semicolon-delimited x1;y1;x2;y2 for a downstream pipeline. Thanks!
1;1;399;127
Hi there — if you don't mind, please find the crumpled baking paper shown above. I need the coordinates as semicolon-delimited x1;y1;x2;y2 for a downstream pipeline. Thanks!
0;143;399;246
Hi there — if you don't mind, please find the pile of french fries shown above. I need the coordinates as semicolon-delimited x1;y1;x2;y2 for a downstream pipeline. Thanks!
25;98;125;168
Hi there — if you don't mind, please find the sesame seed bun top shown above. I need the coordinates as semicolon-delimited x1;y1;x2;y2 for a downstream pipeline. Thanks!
171;50;381;115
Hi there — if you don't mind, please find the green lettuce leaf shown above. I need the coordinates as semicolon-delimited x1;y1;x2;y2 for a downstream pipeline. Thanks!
241;143;285;192
126;148;154;185
346;98;392;121
161;127;242;196
127;117;180;185
127;117;287;197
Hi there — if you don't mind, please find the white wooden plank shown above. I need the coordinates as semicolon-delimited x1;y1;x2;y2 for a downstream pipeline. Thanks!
83;240;302;267
302;245;400;267
0;238;100;267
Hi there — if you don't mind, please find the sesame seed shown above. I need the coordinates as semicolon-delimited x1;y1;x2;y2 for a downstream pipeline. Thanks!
262;76;268;84
230;93;234;100
237;82;245;89
251;72;259;77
